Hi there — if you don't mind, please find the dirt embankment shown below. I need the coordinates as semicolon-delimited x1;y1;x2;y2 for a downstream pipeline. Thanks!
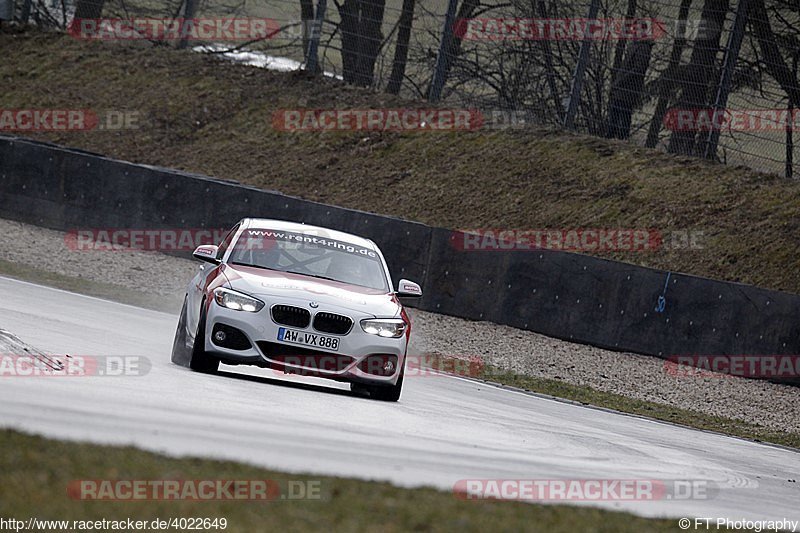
2;27;800;293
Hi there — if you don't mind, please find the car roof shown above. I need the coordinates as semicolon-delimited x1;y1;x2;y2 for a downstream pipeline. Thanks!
240;218;378;250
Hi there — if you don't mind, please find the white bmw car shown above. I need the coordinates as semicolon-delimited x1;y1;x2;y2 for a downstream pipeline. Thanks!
171;218;422;401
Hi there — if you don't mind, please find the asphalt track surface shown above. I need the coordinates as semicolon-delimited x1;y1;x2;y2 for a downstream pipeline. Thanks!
1;276;798;523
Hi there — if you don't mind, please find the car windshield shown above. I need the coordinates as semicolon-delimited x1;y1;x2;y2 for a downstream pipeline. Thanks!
227;228;389;291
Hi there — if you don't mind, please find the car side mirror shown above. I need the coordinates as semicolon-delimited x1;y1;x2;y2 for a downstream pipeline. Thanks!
396;279;422;297
193;245;220;264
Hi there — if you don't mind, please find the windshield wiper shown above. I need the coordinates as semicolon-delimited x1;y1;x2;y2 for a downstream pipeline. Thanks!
230;261;279;272
293;272;343;284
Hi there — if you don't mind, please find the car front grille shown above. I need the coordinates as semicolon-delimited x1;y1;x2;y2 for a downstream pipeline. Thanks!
313;312;353;335
271;305;311;328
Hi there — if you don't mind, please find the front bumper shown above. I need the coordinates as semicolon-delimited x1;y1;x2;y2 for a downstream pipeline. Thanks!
204;298;407;385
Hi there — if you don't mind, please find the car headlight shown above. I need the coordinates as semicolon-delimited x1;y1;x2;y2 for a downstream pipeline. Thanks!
360;318;406;338
213;287;265;312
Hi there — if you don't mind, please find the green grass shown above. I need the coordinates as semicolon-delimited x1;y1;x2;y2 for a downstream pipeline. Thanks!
0;429;687;532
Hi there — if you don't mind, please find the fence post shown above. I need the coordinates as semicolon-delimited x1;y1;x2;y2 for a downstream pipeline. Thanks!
703;0;749;159
305;0;327;74
428;0;459;103
563;0;600;130
177;0;199;50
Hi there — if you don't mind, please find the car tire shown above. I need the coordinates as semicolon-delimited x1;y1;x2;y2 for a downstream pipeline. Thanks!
170;296;192;367
189;300;219;374
364;365;404;402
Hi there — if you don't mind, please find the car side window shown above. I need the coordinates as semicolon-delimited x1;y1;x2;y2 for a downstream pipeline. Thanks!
216;224;240;261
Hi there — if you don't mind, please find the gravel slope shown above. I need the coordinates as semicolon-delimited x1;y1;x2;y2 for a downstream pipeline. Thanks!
0;219;198;298
0;218;797;434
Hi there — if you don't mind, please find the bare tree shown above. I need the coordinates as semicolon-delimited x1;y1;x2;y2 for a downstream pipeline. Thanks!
645;0;692;147
424;0;479;99
338;0;387;86
748;0;800;177
386;0;416;94
605;40;654;138
667;0;730;155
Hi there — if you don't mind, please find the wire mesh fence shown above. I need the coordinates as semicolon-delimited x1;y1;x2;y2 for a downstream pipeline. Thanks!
8;0;800;178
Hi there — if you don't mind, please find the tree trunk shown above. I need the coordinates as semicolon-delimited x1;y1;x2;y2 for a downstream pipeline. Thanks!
339;0;360;84
748;0;800;108
603;0;640;133
606;0;637;113
424;0;479;99
338;0;387;87
749;0;800;178
537;0;561;120
666;0;730;155
386;0;415;94
645;0;692;148
605;41;654;139
355;0;386;86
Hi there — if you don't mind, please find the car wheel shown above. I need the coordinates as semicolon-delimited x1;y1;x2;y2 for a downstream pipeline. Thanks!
170;296;192;367
189;300;219;374
363;365;404;402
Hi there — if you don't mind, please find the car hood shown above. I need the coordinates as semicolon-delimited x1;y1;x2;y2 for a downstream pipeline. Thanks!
221;264;400;318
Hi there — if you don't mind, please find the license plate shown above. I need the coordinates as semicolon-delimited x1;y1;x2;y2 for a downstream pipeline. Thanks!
277;327;340;351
